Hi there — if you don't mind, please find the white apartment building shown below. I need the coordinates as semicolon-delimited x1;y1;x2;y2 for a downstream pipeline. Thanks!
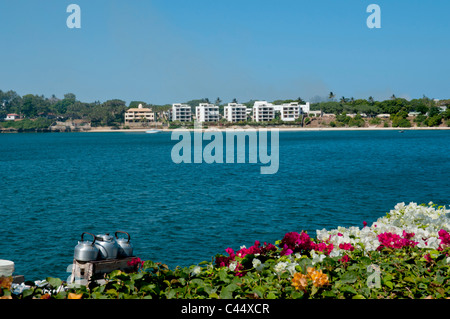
195;103;219;123
124;104;154;124
171;103;192;122
273;102;300;122
224;103;247;122
253;101;275;122
273;102;310;121
300;102;310;114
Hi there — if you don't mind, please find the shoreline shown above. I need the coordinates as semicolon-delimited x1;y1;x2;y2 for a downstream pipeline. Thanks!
85;126;450;133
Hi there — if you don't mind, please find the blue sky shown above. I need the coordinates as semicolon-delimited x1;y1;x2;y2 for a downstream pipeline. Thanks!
0;0;449;105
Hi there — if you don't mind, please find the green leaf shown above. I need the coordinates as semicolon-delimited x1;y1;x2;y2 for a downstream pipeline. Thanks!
190;278;205;287
46;277;62;288
130;273;144;281
340;271;358;284
291;290;304;299
165;289;177;299
21;288;34;298
252;286;265;298
218;268;230;283
403;276;415;283
220;283;238;299
340;285;357;294
266;292;277;299
321;290;336;298
209;292;219;298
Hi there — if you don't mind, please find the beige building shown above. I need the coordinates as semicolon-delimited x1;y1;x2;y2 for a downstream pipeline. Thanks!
125;104;155;124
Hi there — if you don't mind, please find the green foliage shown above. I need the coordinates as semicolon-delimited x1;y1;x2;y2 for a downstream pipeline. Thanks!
0;118;53;130
5;246;450;300
424;115;443;127
334;114;365;127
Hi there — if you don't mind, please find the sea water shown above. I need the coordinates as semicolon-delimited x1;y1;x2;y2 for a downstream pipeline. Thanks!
0;130;449;281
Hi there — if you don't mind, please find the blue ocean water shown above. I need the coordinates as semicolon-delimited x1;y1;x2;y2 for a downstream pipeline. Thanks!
0;130;449;281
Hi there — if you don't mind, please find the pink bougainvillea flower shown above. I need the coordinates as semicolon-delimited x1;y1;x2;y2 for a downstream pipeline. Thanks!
280;244;293;256
377;231;418;250
127;257;145;269
438;229;450;246
339;243;355;251
311;242;334;255
338;254;350;264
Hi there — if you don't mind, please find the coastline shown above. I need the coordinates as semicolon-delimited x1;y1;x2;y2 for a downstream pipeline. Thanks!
85;126;450;133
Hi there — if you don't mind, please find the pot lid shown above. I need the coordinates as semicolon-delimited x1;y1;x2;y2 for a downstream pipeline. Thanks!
96;233;114;241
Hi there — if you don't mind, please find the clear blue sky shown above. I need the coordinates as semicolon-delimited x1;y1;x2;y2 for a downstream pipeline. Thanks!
0;0;449;105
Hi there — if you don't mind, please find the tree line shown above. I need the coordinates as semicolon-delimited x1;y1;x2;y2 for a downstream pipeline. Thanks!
1;90;449;128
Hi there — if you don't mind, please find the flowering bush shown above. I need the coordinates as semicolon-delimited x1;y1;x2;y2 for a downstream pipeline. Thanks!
3;202;450;299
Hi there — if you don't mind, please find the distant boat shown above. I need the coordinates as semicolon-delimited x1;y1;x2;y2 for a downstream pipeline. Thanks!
399;130;405;133
145;129;162;134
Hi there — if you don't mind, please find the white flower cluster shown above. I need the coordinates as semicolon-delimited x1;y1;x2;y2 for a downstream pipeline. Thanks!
315;202;450;255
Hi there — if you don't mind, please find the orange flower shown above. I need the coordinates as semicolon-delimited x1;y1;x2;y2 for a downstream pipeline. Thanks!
68;293;83;299
40;293;51;299
309;268;329;288
306;267;315;276
291;272;308;291
292;267;329;291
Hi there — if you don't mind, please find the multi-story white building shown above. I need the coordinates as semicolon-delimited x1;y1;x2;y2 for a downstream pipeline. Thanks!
171;103;192;122
124;104;154;124
252;100;310;122
224;103;247;122
195;103;219;123
253;101;275;122
273;102;300;122
300;102;310;114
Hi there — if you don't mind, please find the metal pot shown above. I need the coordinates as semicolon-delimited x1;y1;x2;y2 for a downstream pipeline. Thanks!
115;231;133;258
74;232;99;261
95;233;119;259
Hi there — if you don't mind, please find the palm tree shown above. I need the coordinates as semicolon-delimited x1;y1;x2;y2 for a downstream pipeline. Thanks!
368;96;374;105
215;97;222;106
297;97;305;104
328;92;335;101
390;94;396;100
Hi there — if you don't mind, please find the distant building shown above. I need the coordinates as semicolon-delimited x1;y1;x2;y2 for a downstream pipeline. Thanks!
171;103;192;122
253;101;275;122
124;104;154;124
196;103;219;123
300;102;310;114
273;102;309;121
224;103;247;122
4;113;20;121
253;101;310;122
